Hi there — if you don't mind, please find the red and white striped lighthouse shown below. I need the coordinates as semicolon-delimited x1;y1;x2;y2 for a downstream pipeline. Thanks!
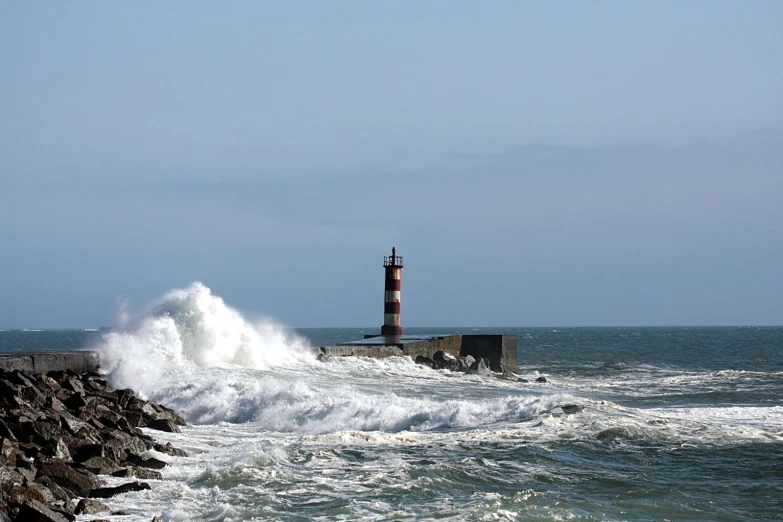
382;247;403;337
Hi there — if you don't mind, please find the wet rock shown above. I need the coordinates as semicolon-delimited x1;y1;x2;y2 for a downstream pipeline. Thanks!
36;459;98;497
153;442;187;458
89;481;151;498
102;432;147;457
414;355;435;368
535;376;548;383
123;411;143;428
111;467;162;480
80;457;120;476
457;355;476;372
468;358;491;376
74;497;109;515
433;351;459;371
126;455;166;470
16;499;71;522
147;419;180;433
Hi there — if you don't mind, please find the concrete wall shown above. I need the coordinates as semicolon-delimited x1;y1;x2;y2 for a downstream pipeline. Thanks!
0;351;100;374
459;335;517;373
320;334;518;374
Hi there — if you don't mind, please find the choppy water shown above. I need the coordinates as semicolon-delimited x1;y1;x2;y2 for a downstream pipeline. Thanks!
2;283;782;521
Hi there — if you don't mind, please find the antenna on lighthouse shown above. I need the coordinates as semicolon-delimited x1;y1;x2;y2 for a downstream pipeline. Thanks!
382;246;403;338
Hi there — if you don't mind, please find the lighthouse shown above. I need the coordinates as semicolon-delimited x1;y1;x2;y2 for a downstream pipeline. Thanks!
382;247;403;337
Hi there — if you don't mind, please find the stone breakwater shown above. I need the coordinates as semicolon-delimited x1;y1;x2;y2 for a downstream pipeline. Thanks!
0;367;186;522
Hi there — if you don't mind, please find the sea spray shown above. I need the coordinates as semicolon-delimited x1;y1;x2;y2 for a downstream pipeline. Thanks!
95;283;581;434
98;281;314;395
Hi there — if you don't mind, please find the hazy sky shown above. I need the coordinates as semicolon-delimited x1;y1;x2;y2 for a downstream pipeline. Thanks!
1;1;781;328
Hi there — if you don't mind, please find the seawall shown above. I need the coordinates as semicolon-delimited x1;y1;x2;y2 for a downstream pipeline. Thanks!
0;351;100;374
317;334;518;374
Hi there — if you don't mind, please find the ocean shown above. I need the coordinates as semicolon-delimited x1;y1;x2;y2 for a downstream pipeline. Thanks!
1;283;781;521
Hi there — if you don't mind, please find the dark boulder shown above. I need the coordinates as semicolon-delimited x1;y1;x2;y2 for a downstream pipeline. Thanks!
126;455;166;470
535;376;548;383
0;440;16;467
89;481;151;498
74;497;109;515
16;499;71;522
457;355;476;373
153;442;187;457
468;358;491;376
80;456;120;475
111;467;162;480
414;355;435;368
36;459;98;497
33;476;73;503
147;419;180;433
7;483;48;507
433;351;459;371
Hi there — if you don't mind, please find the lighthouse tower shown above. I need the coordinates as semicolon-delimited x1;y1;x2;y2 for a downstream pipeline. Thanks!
382;247;403;337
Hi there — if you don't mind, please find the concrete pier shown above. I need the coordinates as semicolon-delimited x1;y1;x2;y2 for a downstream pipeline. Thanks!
0;351;100;374
318;333;517;374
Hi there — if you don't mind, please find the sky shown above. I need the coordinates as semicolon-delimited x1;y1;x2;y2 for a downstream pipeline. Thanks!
1;1;781;328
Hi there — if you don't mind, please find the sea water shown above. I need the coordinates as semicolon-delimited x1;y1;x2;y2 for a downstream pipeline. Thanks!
2;282;781;521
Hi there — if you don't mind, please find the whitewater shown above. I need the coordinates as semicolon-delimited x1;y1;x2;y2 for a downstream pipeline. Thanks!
12;282;779;520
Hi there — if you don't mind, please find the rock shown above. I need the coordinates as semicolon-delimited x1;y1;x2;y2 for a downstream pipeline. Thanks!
433;351;459;371
457;355;476;372
123;411;143;428
0;439;16;467
152;517;164;522
80;457;120;475
36;459;98;497
63;393;87;412
147;419;180;433
0;420;17;442
468;358;491;376
111;467;162;480
8;483;48;506
41;438;71;461
535;376;548;383
414;355;435;368
70;443;108;463
126;455;166;470
18;421;62;445
57;413;93;437
16;499;71;522
89;481;151;498
16;466;36;483
48;505;76;522
33;476;73;503
153;442;187;458
102;431;148;457
115;389;135;409
74;497;109;515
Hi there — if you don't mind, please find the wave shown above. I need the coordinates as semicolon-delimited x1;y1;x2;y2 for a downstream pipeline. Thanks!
94;282;586;435
97;282;314;393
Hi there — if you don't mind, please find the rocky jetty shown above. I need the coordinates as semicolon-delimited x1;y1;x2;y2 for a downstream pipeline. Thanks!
0;368;187;522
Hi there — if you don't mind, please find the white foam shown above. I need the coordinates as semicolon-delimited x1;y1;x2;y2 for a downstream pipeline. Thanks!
97;282;314;395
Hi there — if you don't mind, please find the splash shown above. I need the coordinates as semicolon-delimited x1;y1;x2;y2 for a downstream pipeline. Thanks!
97;282;313;394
